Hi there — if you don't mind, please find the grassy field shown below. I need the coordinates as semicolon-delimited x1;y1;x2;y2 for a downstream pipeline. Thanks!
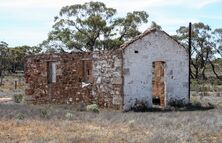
0;75;222;143
0;103;222;143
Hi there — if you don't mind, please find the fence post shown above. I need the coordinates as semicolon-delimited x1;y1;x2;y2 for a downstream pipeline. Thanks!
15;80;17;89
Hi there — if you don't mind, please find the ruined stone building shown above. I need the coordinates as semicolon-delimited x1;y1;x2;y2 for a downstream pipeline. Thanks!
25;28;189;111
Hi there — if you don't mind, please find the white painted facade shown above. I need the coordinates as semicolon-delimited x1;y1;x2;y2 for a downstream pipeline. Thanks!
122;30;189;111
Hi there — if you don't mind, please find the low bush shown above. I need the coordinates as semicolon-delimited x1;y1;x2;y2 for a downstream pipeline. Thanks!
16;113;25;120
86;104;99;113
128;120;135;129
40;108;51;119
65;112;73;119
14;94;23;103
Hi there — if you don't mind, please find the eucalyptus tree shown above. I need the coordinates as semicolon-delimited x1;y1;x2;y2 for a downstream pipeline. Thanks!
0;41;9;85
175;22;217;80
42;1;149;51
213;28;222;56
150;21;162;30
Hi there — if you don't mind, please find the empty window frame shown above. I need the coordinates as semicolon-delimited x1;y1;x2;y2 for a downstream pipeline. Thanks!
47;62;57;84
83;60;92;82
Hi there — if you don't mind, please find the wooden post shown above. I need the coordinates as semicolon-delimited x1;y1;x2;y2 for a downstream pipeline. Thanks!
188;22;192;103
15;80;17;89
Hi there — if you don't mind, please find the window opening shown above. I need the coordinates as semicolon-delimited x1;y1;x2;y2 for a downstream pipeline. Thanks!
47;62;57;84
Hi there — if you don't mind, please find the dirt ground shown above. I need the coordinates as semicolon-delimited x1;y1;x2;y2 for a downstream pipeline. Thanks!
0;103;222;143
0;76;222;143
0;75;25;104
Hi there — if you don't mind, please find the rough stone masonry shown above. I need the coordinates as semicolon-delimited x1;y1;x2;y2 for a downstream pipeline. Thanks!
25;50;123;109
25;28;189;110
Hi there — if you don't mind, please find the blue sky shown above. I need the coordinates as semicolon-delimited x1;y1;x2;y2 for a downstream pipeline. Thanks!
0;0;222;47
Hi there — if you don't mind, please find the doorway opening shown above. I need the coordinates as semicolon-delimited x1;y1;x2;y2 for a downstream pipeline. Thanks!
152;61;165;107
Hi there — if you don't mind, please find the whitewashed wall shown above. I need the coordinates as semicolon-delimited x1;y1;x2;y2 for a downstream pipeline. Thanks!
123;30;189;111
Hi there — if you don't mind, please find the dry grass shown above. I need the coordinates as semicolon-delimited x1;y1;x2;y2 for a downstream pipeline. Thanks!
0;103;222;143
1;75;222;142
0;75;25;104
0;75;25;92
0;119;152;143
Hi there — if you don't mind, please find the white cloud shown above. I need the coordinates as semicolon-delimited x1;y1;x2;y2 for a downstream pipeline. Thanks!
0;0;221;46
194;0;221;9
156;17;200;26
0;0;88;9
0;27;48;47
203;16;222;20
149;13;200;34
108;0;222;10
0;0;221;9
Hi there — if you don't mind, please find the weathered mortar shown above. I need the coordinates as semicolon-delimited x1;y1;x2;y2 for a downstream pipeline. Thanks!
25;51;123;108
24;28;189;111
92;51;122;109
25;53;94;104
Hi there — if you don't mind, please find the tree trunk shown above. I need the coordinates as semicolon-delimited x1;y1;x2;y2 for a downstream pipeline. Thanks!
191;62;199;79
200;66;207;80
0;76;3;86
209;60;221;80
190;69;195;79
0;65;2;86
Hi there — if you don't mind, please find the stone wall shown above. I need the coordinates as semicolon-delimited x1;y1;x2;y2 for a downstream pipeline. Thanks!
25;51;123;109
24;29;188;110
92;51;123;109
25;53;94;105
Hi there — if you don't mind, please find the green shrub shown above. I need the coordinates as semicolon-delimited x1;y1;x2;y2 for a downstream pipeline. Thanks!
14;94;23;103
191;78;222;92
65;112;73;119
16;113;25;120
199;85;212;92
128;120;135;129
191;97;201;105
40;108;50;118
86;104;99;113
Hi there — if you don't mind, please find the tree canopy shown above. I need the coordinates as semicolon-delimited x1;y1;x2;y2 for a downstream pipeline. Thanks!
2;1;222;82
0;43;41;75
175;22;222;80
41;1;149;51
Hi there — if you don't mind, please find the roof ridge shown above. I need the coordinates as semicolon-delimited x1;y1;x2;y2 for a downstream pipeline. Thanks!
120;28;157;49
